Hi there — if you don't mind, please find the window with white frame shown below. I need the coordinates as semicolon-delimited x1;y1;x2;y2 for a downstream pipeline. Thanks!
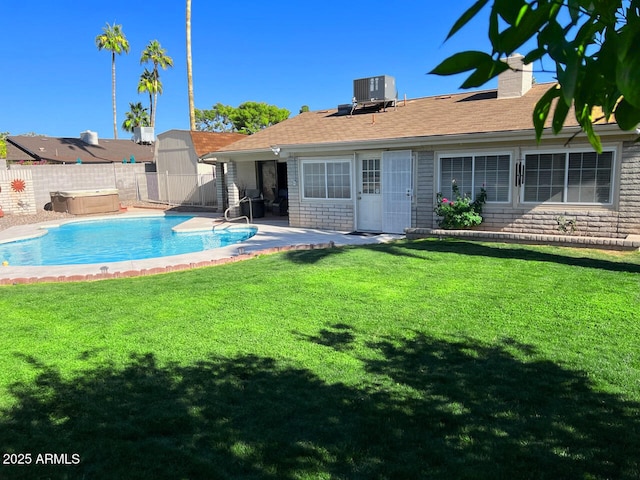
439;154;511;202
302;159;351;199
523;149;613;204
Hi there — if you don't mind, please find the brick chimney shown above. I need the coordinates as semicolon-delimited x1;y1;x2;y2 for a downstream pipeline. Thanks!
498;54;533;99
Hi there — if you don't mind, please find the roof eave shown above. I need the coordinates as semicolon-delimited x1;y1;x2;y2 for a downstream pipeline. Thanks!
211;123;630;160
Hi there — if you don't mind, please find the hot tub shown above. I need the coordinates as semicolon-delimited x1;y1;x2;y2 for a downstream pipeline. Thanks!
50;189;120;215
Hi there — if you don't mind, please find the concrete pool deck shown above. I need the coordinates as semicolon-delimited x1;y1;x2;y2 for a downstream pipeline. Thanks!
0;210;402;285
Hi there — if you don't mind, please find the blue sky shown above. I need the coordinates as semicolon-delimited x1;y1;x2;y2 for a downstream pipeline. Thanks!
1;1;556;139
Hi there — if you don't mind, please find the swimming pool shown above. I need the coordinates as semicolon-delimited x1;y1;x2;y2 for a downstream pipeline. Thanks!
0;215;257;266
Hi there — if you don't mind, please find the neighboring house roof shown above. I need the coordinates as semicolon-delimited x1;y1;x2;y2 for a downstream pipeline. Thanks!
6;135;155;164
215;82;617;155
189;131;246;158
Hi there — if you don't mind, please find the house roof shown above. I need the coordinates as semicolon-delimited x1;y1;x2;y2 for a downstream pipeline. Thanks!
215;82;617;155
6;136;155;164
189;131;246;158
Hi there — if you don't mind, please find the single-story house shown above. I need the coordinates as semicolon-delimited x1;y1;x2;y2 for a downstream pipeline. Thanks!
6;131;155;164
205;55;640;238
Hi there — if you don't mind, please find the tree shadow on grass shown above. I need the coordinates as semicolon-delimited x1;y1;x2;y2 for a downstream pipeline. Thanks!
1;334;639;479
296;323;356;351
283;245;346;264
372;239;640;274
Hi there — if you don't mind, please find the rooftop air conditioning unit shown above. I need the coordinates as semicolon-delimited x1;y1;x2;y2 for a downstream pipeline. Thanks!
133;127;154;144
353;75;397;104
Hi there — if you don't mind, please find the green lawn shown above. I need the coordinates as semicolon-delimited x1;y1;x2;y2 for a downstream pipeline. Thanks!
1;239;639;479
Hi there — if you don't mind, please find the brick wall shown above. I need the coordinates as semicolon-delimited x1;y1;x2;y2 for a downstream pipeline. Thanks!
0;170;37;215
224;161;240;217
480;207;623;237
286;158;300;226
475;141;640;238
287;157;354;231
9;163;147;210
618;142;640;236
423;142;640;238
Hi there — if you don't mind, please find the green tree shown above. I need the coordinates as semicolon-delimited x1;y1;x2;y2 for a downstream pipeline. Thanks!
195;103;236;132
232;102;290;134
0;132;8;159
140;40;174;128
430;1;640;152
299;105;310;113
121;102;150;133
195;102;290;134
95;23;130;139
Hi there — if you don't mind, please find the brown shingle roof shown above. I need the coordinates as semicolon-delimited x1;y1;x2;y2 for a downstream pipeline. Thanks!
216;83;616;153
188;131;246;157
6;136;155;163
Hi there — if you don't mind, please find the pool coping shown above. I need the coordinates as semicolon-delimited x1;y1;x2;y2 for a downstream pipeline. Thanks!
0;211;402;285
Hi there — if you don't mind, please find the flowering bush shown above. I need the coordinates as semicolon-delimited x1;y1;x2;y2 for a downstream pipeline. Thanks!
434;182;487;229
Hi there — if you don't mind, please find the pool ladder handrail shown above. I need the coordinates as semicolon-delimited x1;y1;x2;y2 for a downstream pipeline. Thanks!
222;196;253;224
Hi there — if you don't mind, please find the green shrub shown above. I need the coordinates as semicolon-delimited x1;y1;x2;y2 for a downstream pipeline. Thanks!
434;182;487;229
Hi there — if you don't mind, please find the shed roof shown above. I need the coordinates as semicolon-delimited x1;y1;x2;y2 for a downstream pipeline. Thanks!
189;131;246;158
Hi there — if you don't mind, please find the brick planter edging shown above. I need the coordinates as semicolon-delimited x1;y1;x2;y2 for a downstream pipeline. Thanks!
405;228;640;251
0;241;337;286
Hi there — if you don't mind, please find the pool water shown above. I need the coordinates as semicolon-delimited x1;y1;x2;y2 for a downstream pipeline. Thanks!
0;215;257;266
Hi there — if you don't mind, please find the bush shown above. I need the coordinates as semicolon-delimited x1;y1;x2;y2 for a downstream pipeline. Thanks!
434;182;487;229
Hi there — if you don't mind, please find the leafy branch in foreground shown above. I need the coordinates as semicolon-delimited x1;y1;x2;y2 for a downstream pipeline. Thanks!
430;0;640;152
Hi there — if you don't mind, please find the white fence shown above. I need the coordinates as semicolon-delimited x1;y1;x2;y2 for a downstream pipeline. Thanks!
136;172;217;208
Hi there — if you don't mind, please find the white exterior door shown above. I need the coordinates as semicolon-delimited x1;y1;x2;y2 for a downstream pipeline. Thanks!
357;156;382;232
382;150;412;234
357;151;412;233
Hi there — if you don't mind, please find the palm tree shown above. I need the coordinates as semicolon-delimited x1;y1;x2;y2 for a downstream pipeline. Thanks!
137;69;155;121
140;40;173;128
95;23;130;139
121;102;150;133
186;0;196;130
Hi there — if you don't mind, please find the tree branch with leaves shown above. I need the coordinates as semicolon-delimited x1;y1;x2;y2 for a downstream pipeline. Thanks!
430;0;640;152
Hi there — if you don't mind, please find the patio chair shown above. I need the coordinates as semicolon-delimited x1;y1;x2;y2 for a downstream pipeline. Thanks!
271;189;288;216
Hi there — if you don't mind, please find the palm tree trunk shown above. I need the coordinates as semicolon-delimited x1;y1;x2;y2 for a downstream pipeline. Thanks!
112;51;118;139
152;89;158;127
187;0;196;130
148;92;153;125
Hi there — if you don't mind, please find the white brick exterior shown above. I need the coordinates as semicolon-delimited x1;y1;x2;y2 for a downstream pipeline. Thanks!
286;158;355;231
